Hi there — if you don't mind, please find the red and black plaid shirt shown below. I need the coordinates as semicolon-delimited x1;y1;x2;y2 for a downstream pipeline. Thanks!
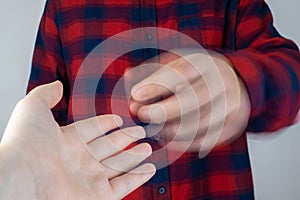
27;0;300;199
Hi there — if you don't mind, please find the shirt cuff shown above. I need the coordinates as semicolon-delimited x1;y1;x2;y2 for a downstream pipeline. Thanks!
223;49;265;117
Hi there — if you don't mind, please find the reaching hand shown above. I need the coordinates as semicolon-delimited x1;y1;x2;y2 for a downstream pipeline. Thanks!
0;81;155;200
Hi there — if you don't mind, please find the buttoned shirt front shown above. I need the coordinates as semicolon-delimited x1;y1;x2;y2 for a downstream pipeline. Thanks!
27;0;300;199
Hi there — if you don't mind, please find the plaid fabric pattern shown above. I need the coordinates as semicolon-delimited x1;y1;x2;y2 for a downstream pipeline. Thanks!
27;0;300;199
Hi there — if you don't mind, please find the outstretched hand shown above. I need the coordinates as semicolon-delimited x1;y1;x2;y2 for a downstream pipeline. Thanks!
0;81;155;200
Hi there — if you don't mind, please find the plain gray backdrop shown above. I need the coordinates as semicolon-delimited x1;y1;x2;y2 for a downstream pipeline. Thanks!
0;0;299;199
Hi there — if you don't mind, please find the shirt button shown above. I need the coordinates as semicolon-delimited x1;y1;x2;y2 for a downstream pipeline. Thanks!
146;33;153;40
153;134;160;141
158;186;166;195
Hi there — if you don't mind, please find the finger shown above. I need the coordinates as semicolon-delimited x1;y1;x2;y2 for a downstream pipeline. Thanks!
110;163;156;200
164;110;236;156
128;99;143;116
136;80;210;123
63;114;123;143
165;128;228;155
129;97;164;117
126;52;180;105
165;139;203;153
124;51;179;93
163;108;240;156
131;57;196;103
124;64;159;91
162;114;224;143
124;63;161;104
101;143;152;179
88;126;146;161
162;116;200;142
164;134;217;154
26;81;63;109
160;92;238;141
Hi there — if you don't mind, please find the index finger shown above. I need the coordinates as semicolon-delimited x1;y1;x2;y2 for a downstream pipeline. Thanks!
131;59;191;103
62;114;123;143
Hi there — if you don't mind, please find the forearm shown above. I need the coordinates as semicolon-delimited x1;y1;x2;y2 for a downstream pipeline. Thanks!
222;0;300;132
0;144;37;200
224;48;300;132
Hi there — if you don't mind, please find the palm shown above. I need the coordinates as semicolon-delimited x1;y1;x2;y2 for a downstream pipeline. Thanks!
1;82;155;200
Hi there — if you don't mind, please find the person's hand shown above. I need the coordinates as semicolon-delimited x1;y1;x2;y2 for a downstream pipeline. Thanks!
128;50;251;156
0;81;155;200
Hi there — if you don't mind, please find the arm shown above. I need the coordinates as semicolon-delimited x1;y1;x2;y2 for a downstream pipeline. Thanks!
27;0;69;125
1;81;155;199
127;0;300;155
223;0;300;132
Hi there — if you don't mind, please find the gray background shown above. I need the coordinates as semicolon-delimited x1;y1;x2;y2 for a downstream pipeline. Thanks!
0;0;299;199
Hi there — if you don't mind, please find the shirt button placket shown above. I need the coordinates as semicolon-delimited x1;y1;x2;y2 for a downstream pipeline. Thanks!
141;1;171;200
146;32;153;40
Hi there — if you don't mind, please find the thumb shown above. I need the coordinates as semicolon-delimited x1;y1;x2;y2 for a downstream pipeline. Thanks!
27;81;63;109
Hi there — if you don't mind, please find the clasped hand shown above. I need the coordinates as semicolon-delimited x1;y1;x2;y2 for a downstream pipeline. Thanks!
127;50;250;156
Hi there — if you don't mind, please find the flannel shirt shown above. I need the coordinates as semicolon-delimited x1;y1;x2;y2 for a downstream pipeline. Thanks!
27;0;300;199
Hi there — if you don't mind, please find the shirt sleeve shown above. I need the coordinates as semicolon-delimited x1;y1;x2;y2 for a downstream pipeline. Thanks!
223;0;300;133
27;0;69;125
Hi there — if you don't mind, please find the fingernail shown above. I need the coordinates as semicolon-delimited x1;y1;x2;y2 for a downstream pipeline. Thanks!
129;102;139;115
135;143;152;155
132;88;145;101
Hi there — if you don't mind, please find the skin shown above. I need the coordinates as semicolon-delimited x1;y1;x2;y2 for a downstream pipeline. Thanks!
128;50;251;156
0;81;156;200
